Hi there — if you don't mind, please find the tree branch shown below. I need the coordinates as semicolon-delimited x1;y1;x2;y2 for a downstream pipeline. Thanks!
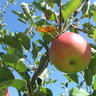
31;52;50;87
60;0;62;34
63;0;89;33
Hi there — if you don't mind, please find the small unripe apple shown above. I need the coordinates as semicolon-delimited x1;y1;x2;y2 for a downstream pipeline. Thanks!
49;32;91;74
3;88;10;96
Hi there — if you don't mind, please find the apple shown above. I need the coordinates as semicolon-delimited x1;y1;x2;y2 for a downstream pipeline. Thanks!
49;32;91;74
3;88;10;96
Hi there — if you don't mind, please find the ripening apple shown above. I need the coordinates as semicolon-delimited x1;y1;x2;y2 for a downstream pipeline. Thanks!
3;88;10;96
49;32;91;74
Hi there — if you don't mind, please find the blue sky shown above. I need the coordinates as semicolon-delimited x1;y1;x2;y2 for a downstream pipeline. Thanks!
0;0;96;96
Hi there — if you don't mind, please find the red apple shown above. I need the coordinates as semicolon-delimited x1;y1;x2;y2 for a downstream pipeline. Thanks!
49;32;91;74
3;88;10;96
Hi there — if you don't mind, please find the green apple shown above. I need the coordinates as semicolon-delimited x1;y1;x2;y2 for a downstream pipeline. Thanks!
3;88;10;96
49;32;91;74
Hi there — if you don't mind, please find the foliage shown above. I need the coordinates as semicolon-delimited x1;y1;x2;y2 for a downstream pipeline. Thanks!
0;0;96;96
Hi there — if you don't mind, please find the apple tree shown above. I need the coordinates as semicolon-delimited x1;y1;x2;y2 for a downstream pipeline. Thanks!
0;0;96;96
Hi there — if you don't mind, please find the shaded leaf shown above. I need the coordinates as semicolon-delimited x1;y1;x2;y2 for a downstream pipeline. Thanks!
62;0;81;21
0;36;22;53
0;67;14;80
32;42;40;60
0;79;27;92
35;19;50;26
1;54;19;63
15;32;30;50
36;39;49;52
84;68;92;86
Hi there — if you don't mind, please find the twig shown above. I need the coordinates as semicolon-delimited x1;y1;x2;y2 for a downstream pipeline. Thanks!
63;0;89;33
26;26;33;35
71;25;87;33
31;52;50;87
60;0;62;34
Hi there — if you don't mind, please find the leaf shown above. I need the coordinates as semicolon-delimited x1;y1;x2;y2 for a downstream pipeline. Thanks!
12;11;28;21
18;18;27;25
62;0;81;21
8;61;27;73
39;32;53;44
15;32;30;50
40;87;53;96
33;1;46;12
45;0;54;8
32;42;40;60
93;74;96;90
64;73;78;84
36;39;49;51
0;67;14;80
0;79;27;92
84;69;92;86
34;87;53;96
1;54;19;63
21;2;31;20
93;28;96;45
37;25;56;34
92;11;96;23
0;36;22;53
35;19;50;26
72;88;89;96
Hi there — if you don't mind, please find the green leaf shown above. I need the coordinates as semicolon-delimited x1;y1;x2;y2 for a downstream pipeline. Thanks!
0;79;27;92
18;18;27;25
36;39;49;51
0;67;14;80
8;61;27;73
88;57;96;75
93;74;96;90
72;88;89;96
35;19;50;26
40;87;53;96
1;54;19;63
34;87;53;96
92;11;96;23
21;2;31;20
12;10;28;21
32;42;40;60
64;73;78;84
62;0;81;21
15;32;30;50
45;0;54;8
93;28;96;45
33;1;46;12
39;32;53;44
0;36;22;53
84;69;92;86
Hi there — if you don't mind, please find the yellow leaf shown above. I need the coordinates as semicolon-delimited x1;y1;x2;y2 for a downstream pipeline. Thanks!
36;25;57;34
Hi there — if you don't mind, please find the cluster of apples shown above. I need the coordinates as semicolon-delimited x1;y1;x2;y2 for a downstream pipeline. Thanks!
49;32;91;74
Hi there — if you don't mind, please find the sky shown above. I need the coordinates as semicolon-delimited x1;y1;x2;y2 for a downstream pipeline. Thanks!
0;0;96;96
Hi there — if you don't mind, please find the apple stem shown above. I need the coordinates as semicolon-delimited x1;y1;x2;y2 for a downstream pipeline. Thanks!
60;0;62;34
